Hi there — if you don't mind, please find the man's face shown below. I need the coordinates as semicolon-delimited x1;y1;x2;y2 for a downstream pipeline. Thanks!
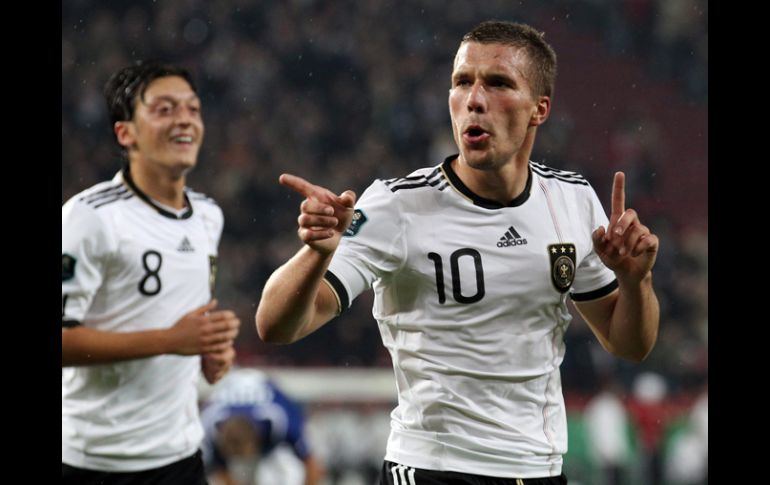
119;75;204;174
449;42;549;170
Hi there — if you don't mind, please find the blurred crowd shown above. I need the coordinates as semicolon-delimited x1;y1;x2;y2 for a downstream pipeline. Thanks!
63;0;707;399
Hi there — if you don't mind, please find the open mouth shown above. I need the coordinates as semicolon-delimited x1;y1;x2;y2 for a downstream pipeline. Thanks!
463;126;490;144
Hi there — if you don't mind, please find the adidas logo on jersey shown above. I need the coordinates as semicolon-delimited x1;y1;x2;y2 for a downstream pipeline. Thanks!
497;226;528;247
177;236;195;252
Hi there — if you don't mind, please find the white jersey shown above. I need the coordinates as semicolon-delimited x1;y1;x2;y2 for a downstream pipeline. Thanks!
325;156;616;478
62;167;223;472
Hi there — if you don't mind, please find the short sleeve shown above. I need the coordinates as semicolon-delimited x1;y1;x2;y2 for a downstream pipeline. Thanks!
61;199;113;325
570;184;618;301
325;180;405;312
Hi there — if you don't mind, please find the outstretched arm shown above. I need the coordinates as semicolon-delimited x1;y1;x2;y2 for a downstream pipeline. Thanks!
574;172;660;362
62;300;240;366
256;174;356;344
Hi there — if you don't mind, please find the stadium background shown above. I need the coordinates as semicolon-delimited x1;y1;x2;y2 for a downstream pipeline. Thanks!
62;1;707;484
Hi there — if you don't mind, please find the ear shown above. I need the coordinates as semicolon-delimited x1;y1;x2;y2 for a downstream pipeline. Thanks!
114;121;136;149
530;96;551;127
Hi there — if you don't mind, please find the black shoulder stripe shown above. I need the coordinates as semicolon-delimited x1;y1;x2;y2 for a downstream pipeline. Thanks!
532;162;585;180
85;187;129;205
532;169;590;186
384;174;427;186
93;193;134;209
384;167;442;188
437;180;449;191
390;173;445;192
530;162;585;176
570;279;618;301
324;270;349;313
80;184;124;203
62;319;82;328
530;165;585;180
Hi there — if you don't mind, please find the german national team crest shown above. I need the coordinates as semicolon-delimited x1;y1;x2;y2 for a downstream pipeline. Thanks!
548;244;576;293
62;254;77;282
344;209;367;237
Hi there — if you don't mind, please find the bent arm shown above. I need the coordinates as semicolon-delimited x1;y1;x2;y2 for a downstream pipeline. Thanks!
574;273;659;362
62;301;239;367
256;246;339;344
62;326;175;366
577;171;660;362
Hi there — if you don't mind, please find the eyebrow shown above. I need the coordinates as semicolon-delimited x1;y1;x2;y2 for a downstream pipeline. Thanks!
142;93;200;105
451;70;518;83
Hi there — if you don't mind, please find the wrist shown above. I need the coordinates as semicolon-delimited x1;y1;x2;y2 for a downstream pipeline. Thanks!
155;328;177;355
617;270;653;289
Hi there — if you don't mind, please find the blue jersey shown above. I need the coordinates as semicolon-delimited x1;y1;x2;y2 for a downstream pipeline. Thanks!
200;369;310;470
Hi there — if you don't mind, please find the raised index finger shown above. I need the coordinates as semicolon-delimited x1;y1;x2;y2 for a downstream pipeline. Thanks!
611;171;625;220
279;173;323;199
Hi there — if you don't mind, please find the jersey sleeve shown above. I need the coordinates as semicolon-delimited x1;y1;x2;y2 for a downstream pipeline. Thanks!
61;199;114;326
325;180;405;313
570;184;618;301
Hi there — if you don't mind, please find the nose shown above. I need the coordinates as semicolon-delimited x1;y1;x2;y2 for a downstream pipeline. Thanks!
467;82;487;113
174;106;197;126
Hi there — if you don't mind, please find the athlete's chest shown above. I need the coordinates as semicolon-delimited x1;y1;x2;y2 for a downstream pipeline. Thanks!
105;207;217;295
401;193;592;307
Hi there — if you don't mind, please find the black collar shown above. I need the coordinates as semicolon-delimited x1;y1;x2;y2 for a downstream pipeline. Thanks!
441;155;532;209
121;165;193;220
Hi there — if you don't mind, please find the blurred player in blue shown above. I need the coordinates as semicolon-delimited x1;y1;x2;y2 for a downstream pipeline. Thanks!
200;368;325;485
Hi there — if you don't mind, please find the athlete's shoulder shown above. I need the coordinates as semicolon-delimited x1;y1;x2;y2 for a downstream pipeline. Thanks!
186;187;223;218
64;174;133;213
529;161;595;199
378;163;449;196
186;187;220;206
529;161;591;188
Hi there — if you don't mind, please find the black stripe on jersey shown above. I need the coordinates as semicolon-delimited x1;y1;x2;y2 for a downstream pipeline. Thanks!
62;319;82;328
388;168;443;192
85;187;129;206
530;164;589;186
93;192;135;209
80;184;124;203
383;174;430;186
530;161;586;178
390;176;444;192
571;279;619;301
122;165;194;219
437;180;449;191
323;270;350;313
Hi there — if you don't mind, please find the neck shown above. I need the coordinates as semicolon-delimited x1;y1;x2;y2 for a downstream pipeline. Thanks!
453;128;537;205
452;155;530;205
127;159;187;209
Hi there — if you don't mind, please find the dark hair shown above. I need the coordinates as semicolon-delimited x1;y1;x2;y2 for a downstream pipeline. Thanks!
103;60;198;126
462;21;557;98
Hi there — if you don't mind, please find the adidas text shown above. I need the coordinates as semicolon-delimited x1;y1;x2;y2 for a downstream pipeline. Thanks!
497;238;528;247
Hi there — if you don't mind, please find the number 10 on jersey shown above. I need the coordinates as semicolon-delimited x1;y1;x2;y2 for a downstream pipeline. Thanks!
428;248;486;304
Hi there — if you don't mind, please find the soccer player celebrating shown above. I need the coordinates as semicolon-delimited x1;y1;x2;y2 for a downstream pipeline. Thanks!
62;61;240;484
256;21;659;484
